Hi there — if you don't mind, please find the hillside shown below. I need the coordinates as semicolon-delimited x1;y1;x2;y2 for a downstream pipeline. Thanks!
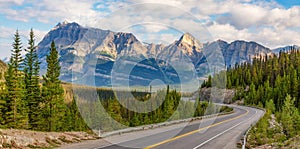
202;50;300;148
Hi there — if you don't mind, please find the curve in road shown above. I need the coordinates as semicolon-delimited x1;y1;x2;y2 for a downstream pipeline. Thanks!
58;105;264;149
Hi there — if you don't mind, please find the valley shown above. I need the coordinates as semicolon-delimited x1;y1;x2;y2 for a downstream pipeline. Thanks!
0;16;299;149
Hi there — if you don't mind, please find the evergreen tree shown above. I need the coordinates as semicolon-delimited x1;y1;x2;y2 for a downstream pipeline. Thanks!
280;95;300;138
265;99;275;114
0;72;6;126
4;30;28;129
41;41;66;131
207;75;212;87
67;98;88;131
24;29;41;129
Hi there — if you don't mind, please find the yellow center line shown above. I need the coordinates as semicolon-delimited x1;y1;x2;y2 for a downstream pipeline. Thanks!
144;108;250;149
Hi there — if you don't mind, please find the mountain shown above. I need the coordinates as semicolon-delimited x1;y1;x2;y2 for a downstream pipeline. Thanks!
37;22;274;87
272;45;300;54
37;22;190;86
204;40;272;67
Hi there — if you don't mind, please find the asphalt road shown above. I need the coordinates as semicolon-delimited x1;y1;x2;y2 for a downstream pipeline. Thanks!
58;105;264;149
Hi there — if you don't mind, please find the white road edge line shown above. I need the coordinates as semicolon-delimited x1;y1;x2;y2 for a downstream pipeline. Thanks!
94;109;236;149
192;108;258;149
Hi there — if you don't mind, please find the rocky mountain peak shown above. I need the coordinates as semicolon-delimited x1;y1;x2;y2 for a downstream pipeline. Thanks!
175;33;203;55
114;32;139;45
216;39;228;44
52;20;79;31
178;33;199;46
36;21;285;86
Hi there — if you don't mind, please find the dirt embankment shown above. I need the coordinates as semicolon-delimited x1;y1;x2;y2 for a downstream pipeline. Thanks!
0;129;99;149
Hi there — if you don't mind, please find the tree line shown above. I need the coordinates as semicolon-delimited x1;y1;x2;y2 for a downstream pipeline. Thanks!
72;85;232;132
0;30;88;132
226;50;300;111
0;29;232;133
202;49;300;146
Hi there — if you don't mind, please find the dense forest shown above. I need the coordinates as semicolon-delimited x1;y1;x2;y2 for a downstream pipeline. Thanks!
70;85;232;132
202;49;300;147
0;30;89;132
0;29;232;133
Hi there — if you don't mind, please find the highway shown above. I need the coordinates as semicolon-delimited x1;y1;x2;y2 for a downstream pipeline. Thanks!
58;105;264;149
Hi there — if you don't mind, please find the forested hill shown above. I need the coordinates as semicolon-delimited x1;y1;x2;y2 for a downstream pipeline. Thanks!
202;49;300;148
226;50;300;110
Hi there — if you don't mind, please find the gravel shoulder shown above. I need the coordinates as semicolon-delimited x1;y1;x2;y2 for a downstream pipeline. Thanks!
0;129;99;149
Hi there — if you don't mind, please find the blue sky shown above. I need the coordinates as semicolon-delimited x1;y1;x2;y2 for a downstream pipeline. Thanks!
277;0;300;8
0;0;300;59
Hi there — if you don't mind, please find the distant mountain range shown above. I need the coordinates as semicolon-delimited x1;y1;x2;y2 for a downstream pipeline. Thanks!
272;45;300;54
36;21;299;87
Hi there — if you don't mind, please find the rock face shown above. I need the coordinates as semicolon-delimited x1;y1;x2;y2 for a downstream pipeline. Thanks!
204;40;272;68
37;22;274;87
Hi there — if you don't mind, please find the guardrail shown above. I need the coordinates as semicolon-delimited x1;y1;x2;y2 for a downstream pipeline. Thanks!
242;125;252;149
98;110;234;138
241;106;266;149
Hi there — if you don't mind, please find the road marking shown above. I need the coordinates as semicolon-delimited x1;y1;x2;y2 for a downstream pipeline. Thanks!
193;109;257;149
144;108;249;149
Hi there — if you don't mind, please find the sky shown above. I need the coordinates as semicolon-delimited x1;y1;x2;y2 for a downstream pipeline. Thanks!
0;0;300;59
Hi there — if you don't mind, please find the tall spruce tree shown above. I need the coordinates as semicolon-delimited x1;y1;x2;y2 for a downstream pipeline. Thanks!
4;30;28;128
280;95;300;138
24;29;41;129
41;41;66;131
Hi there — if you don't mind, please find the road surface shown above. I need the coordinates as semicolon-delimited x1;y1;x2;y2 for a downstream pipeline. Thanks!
58;105;264;149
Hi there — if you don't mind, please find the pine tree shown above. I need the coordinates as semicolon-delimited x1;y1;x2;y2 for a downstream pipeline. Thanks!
0;72;6;126
67;98;88;131
41;41;66;131
265;99;275;114
24;29;41;129
207;75;212;87
4;30;28;128
280;95;300;138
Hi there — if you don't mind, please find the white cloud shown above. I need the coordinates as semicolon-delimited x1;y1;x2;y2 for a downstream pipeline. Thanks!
128;0;183;7
0;26;48;58
0;42;11;59
207;22;300;49
266;6;300;29
0;0;103;26
250;27;300;48
207;23;251;42
0;0;24;6
217;2;300;29
0;0;300;55
218;3;268;29
0;26;15;39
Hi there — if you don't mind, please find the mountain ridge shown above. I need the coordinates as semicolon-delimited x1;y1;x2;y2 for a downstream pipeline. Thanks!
36;22;292;86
